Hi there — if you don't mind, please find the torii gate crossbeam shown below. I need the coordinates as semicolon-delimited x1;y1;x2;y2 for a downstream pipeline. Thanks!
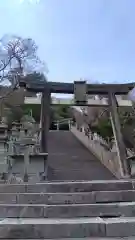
20;80;134;94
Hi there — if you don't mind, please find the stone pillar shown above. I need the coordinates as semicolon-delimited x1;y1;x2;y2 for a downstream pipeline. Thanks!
108;92;130;178
7;139;14;169
40;85;51;153
57;121;59;131
40;84;50;179
0;124;8;175
23;145;30;182
0;138;8;174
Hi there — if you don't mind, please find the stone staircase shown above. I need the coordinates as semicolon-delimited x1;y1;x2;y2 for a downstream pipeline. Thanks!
48;131;115;180
0;180;135;238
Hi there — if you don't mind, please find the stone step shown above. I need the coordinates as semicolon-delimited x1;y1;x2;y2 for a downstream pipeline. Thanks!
20;180;135;193
0;217;134;238
0;180;134;193
0;190;135;204
0;202;135;218
0;238;134;240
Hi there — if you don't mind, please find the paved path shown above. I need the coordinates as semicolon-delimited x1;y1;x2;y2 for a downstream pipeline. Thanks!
48;131;115;181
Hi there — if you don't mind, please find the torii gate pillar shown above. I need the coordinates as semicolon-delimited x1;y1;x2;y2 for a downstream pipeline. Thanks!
41;87;50;153
108;92;130;178
40;85;51;179
41;84;51;175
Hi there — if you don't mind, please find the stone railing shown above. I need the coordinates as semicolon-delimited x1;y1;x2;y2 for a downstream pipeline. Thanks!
90;131;109;148
70;125;122;178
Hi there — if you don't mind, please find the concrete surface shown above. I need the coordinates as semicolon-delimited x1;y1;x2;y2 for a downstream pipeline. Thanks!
48;131;115;180
0;190;135;204
0;217;135;238
0;180;134;238
1;131;135;238
0;238;133;239
0;180;133;193
0;202;135;218
10;131;115;181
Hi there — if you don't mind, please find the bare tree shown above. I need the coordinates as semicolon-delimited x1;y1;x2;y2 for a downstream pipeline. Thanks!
0;34;46;98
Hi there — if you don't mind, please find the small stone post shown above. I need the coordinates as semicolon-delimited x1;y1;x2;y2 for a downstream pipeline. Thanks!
23;145;30;182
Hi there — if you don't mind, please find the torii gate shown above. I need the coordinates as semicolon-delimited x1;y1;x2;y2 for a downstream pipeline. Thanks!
19;79;135;178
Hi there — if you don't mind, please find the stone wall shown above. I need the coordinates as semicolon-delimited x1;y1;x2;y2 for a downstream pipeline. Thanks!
70;126;121;178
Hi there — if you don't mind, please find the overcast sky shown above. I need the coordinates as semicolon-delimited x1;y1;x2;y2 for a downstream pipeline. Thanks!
0;0;135;84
